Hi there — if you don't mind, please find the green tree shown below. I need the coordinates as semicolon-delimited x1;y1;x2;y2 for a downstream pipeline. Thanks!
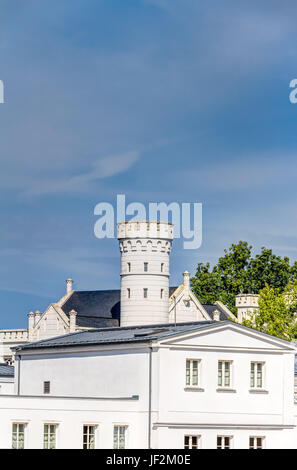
191;241;296;315
242;282;297;341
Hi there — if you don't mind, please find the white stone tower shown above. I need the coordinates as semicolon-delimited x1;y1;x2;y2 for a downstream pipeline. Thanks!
117;221;174;327
235;293;259;323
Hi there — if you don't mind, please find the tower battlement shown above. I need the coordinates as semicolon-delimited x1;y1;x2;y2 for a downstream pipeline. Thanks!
117;221;174;240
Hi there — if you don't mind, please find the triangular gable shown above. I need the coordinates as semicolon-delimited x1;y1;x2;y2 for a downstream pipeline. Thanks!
169;285;211;321
155;322;297;352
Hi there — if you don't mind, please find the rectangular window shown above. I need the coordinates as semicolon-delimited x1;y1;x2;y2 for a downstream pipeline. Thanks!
12;423;25;449
127;288;130;299
218;361;231;387
249;436;264;449
161;263;164;272
113;425;127;449
250;362;264;389
43;424;57;449
127;262;131;272
144;262;148;272
184;435;200;449
186;359;199;387
143;288;148;298
83;425;96;449
160;289;164;299
43;381;50;394
217;436;232;449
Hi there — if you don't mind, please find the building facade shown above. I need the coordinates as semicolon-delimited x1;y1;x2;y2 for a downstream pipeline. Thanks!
0;321;296;449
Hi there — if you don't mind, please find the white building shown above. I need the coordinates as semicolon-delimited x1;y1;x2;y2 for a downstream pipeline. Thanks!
0;221;235;363
0;320;296;449
0;220;296;449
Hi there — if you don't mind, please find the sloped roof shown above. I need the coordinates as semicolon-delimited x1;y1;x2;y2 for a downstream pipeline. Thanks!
62;288;179;328
0;363;14;377
203;304;231;321
15;321;218;351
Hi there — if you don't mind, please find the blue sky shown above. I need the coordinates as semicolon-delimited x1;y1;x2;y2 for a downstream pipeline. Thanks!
1;0;297;328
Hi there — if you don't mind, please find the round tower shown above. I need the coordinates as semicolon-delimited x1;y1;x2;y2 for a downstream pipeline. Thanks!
117;221;174;327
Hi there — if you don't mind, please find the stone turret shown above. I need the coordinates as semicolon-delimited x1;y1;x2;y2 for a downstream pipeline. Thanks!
117;221;174;327
235;294;259;323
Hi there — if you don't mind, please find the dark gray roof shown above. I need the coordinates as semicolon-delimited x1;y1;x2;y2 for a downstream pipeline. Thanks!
62;287;179;328
203;304;230;321
0;363;14;377
15;320;219;352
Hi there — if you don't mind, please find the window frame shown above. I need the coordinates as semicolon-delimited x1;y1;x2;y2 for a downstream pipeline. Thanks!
12;422;26;449
143;288;148;299
83;424;97;449
184;434;201;449
113;425;128;449
43;423;58;450
217;435;233;449
185;359;201;388
250;362;265;390
144;262;148;272
249;436;265;449
217;360;233;389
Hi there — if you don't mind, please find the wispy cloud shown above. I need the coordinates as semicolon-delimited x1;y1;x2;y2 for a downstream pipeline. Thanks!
24;150;141;196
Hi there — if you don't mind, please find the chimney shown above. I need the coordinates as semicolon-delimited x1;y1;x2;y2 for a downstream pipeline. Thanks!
183;271;190;289
69;309;77;333
27;311;35;341
34;310;42;325
66;278;73;294
213;309;220;322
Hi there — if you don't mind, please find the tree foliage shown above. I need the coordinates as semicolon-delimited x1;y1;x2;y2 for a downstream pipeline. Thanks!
242;282;297;341
191;241;297;315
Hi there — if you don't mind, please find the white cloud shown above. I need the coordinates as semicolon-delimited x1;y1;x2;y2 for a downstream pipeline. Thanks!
24;150;140;196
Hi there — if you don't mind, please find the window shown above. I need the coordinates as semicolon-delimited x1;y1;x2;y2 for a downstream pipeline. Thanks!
186;359;199;387
184;435;200;449
113;425;127;449
144;262;148;272
217;436;232;449
43;381;50;394
143;288;148;299
83;425;96;449
250;362;264;389
12;423;25;449
249;436;264;449
160;289;164;299
43;424;57;449
218;361;231;387
127;288;131;299
161;263;164;272
127;262;131;272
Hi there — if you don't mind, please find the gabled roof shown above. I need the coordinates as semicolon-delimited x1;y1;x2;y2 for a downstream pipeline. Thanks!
203;303;230;321
0;363;14;377
15;321;217;351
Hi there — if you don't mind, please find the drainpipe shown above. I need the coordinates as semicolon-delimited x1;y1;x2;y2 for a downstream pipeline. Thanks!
148;345;153;449
17;354;21;395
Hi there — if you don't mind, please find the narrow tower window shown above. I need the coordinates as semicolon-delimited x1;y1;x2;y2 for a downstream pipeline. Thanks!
144;262;148;272
161;263;164;272
127;262;131;272
127;288;131;299
143;288;148;298
160;289;164;299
